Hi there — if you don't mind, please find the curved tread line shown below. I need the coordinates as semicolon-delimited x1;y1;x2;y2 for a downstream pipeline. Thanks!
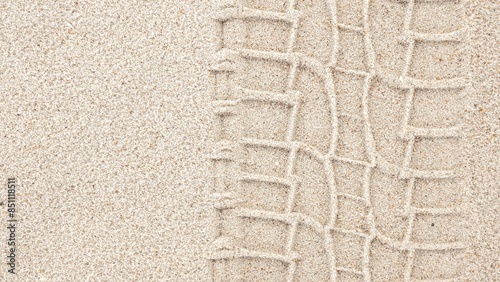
212;99;239;115
210;248;299;264
403;125;461;140
377;73;468;90
362;167;377;282
375;152;455;179
400;87;416;139
326;0;340;68
286;220;299;282
404;29;466;42
237;86;300;106
338;23;365;32
400;134;416;179
334;66;370;77
339;112;364;121
336;267;364;276
331;155;375;168
404;249;415;282
211;192;244;210
210;140;240;161
235;208;324;236
338;192;369;205
411;206;462;216
239;172;299;187
362;74;378;165
213;6;300;23
331;227;369;239
375;230;467;251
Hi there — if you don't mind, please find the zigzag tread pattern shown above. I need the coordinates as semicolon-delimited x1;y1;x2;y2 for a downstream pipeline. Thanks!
209;0;467;281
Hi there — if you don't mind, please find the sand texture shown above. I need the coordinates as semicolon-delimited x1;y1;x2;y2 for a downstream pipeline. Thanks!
0;0;498;281
209;0;498;281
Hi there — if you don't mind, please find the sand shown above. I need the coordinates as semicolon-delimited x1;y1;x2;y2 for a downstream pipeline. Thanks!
0;0;498;281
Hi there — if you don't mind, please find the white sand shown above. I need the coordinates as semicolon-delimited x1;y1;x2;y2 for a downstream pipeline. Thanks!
0;0;498;281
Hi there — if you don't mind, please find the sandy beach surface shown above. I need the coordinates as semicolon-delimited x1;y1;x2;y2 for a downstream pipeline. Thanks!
0;0;498;281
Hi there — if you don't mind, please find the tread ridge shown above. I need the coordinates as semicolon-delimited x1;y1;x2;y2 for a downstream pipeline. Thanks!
210;0;466;281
